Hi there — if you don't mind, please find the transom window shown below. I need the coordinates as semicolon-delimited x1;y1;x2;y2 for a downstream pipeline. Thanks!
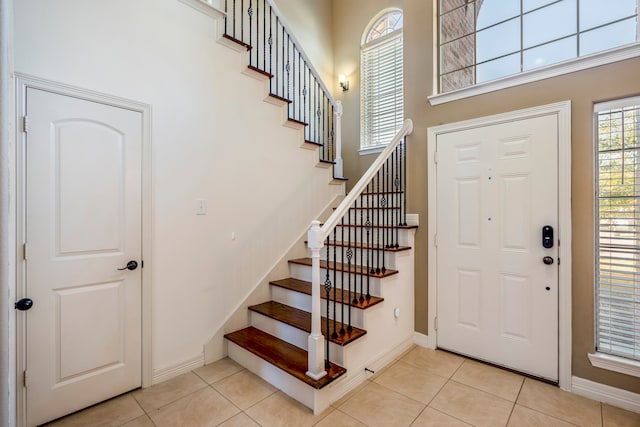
595;97;640;362
360;10;404;152
439;0;640;93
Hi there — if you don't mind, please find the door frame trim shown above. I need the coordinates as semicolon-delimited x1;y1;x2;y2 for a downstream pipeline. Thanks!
13;74;153;424
426;101;572;390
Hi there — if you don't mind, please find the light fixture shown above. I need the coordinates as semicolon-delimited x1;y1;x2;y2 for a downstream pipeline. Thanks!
339;74;349;92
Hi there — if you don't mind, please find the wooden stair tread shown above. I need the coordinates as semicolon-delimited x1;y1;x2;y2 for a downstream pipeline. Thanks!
248;65;272;78
270;278;384;309
332;224;418;230
222;34;251;50
249;301;367;345
225;327;346;389
288;258;398;278
268;93;292;104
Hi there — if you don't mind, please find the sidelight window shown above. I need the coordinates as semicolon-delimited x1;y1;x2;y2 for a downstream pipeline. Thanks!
595;97;640;362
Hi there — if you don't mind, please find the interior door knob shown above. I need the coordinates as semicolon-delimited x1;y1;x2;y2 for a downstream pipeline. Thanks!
15;298;33;311
543;256;554;265
117;260;138;271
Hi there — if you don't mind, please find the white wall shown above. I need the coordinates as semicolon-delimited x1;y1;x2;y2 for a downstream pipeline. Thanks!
14;0;343;376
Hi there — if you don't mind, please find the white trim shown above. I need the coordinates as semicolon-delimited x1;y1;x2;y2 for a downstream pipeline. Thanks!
572;376;640;414
594;95;640;112
429;44;640;106
427;101;572;390
413;332;436;349
359;145;385;156
588;352;640;378
152;354;205;385
176;0;225;19
13;74;154;424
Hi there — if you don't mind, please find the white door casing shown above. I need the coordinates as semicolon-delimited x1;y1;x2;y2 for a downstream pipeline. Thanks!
436;115;558;380
22;86;143;426
427;101;572;389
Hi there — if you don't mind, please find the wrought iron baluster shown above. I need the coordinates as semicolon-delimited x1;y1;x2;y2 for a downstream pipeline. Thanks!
281;25;285;98
248;0;253;66
286;35;291;115
332;228;338;339
297;51;301;122
353;198;359;305
366;183;372;299
324;236;331;369
268;7;273;92
240;0;244;41
346;210;353;331
224;0;228;34
375;170;381;274
274;17;278;95
381;163;387;273
402;137;407;226
395;146;400;248
340;217;345;335
261;0;265;70
359;193;364;302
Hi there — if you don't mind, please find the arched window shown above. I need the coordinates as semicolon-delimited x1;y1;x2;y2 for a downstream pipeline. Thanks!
361;10;404;151
439;0;639;93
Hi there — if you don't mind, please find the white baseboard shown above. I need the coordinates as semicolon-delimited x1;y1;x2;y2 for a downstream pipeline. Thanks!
572;376;640;414
414;331;436;349
151;354;205;385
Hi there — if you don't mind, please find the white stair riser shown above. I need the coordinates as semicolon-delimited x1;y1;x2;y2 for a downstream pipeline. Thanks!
270;286;366;328
227;341;319;412
249;311;347;365
316;247;398;270
289;263;383;296
331;226;412;246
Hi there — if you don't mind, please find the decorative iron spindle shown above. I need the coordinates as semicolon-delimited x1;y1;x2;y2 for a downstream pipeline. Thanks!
332;228;338;339
375;170;381;274
346;209;353;331
359;194;364;302
248;1;253;66
340;217;345;335
324;236;331;369
395;147;400;248
402;137;408;226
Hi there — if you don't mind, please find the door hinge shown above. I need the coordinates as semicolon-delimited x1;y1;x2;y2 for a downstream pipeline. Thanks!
434;151;438;164
21;116;28;134
434;316;438;331
23;370;27;388
434;234;438;247
22;243;27;260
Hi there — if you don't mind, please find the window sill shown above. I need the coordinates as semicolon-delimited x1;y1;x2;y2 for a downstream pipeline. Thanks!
177;0;225;19
428;43;640;106
588;352;640;378
359;145;386;156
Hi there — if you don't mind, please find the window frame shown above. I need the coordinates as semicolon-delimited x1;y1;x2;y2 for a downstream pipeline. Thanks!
360;9;404;154
430;1;640;106
591;96;640;378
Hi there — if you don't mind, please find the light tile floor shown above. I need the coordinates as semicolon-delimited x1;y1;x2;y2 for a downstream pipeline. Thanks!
46;346;640;427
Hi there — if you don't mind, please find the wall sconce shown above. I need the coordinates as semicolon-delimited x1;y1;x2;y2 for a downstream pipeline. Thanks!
339;74;349;92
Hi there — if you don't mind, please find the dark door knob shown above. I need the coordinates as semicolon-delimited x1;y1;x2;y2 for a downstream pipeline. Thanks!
15;298;33;311
117;260;138;271
543;256;554;265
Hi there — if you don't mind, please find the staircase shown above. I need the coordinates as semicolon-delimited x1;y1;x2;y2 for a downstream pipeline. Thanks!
205;0;417;414
225;199;417;413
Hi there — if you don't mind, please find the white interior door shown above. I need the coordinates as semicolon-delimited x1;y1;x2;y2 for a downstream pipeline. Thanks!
24;88;142;426
436;114;559;381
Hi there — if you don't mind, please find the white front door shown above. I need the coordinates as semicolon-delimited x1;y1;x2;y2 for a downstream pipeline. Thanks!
436;114;559;381
24;88;142;426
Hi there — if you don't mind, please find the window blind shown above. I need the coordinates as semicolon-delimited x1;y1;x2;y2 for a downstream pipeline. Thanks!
360;32;403;150
596;98;640;361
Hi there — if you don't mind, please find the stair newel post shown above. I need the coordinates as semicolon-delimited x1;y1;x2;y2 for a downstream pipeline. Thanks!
334;101;343;178
305;221;327;380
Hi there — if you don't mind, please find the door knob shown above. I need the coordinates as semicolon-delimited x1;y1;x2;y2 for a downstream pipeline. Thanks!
117;260;138;271
543;256;554;265
15;298;33;311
